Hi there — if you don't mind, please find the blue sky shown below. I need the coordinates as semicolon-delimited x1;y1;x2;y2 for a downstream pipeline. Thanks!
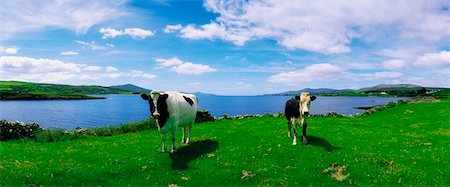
0;0;449;95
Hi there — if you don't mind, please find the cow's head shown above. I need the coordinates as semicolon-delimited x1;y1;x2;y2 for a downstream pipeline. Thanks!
141;91;168;119
295;92;316;116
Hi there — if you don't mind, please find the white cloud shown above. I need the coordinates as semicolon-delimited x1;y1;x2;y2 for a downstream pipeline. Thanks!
83;66;102;71
100;28;155;39
76;40;113;50
5;47;19;54
169;0;449;54
0;56;156;83
179;23;248;46
413;51;450;68
142;74;157;79
124;28;154;39
105;66;118;72
350;71;404;81
108;73;123;79
343;62;378;70
129;70;157;79
267;63;347;85
163;24;182;33
99;28;123;39
280;33;351;54
0;56;83;82
170;62;218;75
107;70;157;79
0;46;19;54
155;57;183;68
80;74;100;80
376;46;432;60
60;51;79;55
0;0;125;39
381;59;406;70
155;57;217;75
373;71;403;79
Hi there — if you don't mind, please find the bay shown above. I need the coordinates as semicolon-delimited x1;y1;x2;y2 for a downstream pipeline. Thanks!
0;95;407;129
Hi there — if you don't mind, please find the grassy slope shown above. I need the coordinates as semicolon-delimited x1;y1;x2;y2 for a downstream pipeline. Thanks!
275;87;450;97
1;100;449;186
0;81;130;100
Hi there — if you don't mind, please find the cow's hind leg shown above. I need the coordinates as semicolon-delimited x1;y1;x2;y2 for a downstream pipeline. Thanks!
161;133;167;152
171;129;177;153
293;127;298;145
292;118;298;145
186;124;192;144
181;126;187;144
287;121;292;137
302;123;308;144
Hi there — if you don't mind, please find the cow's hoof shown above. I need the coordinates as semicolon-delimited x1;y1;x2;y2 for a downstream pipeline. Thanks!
292;141;297;145
288;133;291;138
303;141;309;145
171;149;177;153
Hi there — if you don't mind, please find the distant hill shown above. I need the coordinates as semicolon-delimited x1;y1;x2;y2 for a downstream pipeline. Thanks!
359;84;422;91
267;84;449;97
358;84;428;97
0;81;129;100
110;84;151;93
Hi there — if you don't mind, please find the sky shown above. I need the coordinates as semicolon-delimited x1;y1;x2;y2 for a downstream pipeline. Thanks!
0;0;449;95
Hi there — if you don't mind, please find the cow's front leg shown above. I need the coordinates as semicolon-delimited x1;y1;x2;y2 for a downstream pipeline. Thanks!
161;133;167;152
186;125;192;144
302;122;308;144
292;118;298;145
293;127;298;145
171;130;177;153
287;121;292;137
181;127;186;144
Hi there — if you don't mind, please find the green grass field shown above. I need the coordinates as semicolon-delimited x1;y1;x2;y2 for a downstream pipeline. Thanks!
1;99;449;186
0;81;130;100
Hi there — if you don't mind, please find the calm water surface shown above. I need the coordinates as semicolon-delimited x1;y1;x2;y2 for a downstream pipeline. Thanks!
0;95;407;129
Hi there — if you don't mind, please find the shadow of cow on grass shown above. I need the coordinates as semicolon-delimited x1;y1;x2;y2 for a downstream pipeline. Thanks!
307;136;341;152
169;139;219;170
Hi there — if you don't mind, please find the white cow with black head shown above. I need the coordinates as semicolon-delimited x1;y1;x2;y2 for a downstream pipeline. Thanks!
285;92;316;145
141;91;198;153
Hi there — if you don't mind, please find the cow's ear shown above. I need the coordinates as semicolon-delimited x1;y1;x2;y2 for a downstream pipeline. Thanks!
160;94;169;100
295;96;300;100
311;96;316;101
141;94;150;100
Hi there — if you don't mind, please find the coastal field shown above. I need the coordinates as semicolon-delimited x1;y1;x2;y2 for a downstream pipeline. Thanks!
1;99;449;186
2;81;448;101
0;81;130;100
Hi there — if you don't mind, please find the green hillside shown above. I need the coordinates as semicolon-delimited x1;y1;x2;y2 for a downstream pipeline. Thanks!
110;84;151;93
271;84;450;97
1;99;449;186
0;81;130;100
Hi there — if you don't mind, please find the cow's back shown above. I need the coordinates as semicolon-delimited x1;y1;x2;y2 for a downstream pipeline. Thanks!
285;98;300;120
165;92;198;127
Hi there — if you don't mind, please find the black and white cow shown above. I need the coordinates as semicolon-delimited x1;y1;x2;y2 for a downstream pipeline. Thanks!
141;91;198;153
285;92;316;145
